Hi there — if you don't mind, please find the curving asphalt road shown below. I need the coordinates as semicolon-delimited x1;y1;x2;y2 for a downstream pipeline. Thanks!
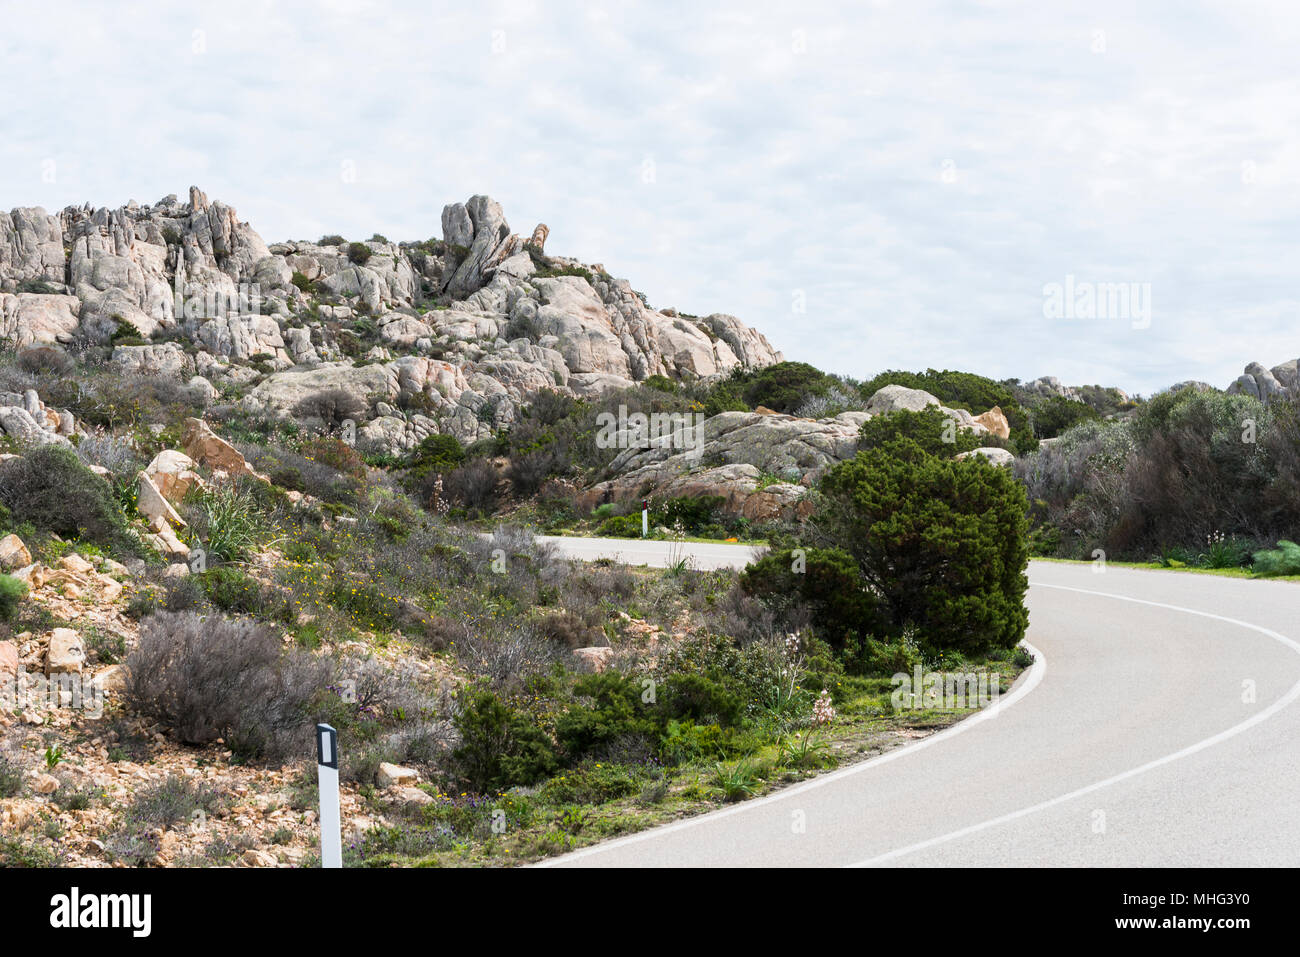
539;540;1300;867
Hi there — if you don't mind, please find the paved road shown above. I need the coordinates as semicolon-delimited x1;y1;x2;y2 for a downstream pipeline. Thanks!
540;541;1300;866
539;535;764;570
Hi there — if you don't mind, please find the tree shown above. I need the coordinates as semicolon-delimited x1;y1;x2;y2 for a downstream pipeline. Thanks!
739;361;835;414
816;437;1029;655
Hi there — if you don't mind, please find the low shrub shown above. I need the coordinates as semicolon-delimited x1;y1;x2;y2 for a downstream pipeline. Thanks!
1253;540;1300;577
0;574;26;621
124;611;334;763
449;689;559;792
0;446;137;554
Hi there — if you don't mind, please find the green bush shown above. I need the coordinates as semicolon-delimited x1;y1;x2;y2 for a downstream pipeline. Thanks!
0;574;26;620
182;483;268;564
347;242;373;265
1253;540;1300;577
290;271;320;295
655;495;725;533
740;547;877;652
450;689;559;792
816;437;1029;655
597;514;643;538
404;434;465;479
858;407;987;458
0;446;136;554
860;369;1035;453
658;673;744;726
555;673;656;761
1031;395;1100;440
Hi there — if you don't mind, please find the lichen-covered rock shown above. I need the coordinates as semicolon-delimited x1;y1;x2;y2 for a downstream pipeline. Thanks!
957;447;1016;467
0;293;81;347
112;342;194;378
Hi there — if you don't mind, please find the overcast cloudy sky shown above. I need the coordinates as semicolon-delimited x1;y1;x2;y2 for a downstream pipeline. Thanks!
3;0;1297;395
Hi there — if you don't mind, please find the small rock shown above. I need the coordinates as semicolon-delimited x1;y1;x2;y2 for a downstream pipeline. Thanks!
242;848;278;868
31;773;59;795
162;563;191;579
394;786;434;806
572;646;615;673
46;628;86;675
0;533;32;571
57;553;95;575
376;763;418;788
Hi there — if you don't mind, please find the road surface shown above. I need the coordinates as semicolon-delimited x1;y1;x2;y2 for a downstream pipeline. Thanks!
540;539;1300;866
539;534;763;570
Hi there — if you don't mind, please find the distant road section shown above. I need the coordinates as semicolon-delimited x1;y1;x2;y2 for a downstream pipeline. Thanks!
540;535;765;570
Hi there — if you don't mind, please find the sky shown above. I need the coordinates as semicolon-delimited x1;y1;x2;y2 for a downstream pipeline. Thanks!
3;0;1298;397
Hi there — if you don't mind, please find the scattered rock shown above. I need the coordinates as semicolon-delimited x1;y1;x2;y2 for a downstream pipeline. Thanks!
46;628;86;674
394;786;434;807
572;646;615;673
956;447;1016;467
973;406;1011;439
181;418;266;481
0;640;17;681
376;763;418;788
144;449;205;504
57;553;95;575
137;471;187;529
241;848;278;868
0;533;31;571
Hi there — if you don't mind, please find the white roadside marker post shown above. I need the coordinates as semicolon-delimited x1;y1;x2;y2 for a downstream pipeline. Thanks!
316;723;342;868
641;499;649;539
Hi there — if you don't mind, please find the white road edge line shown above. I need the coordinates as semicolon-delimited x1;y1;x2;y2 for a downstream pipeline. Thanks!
847;580;1300;867
536;638;1047;867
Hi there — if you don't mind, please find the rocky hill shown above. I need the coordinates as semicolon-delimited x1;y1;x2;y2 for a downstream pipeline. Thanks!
1;188;782;454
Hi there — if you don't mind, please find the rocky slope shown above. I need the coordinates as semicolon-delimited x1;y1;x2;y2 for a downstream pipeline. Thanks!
0;188;782;452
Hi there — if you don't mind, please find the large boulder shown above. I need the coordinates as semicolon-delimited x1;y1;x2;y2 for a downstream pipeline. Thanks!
0;207;66;283
973;406;1011;439
112;342;195;378
181;418;265;480
0;533;32;571
957;447;1016;467
865;384;941;415
144;449;205;503
137;472;186;529
0;293;81;347
1227;361;1293;403
440;195;521;298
